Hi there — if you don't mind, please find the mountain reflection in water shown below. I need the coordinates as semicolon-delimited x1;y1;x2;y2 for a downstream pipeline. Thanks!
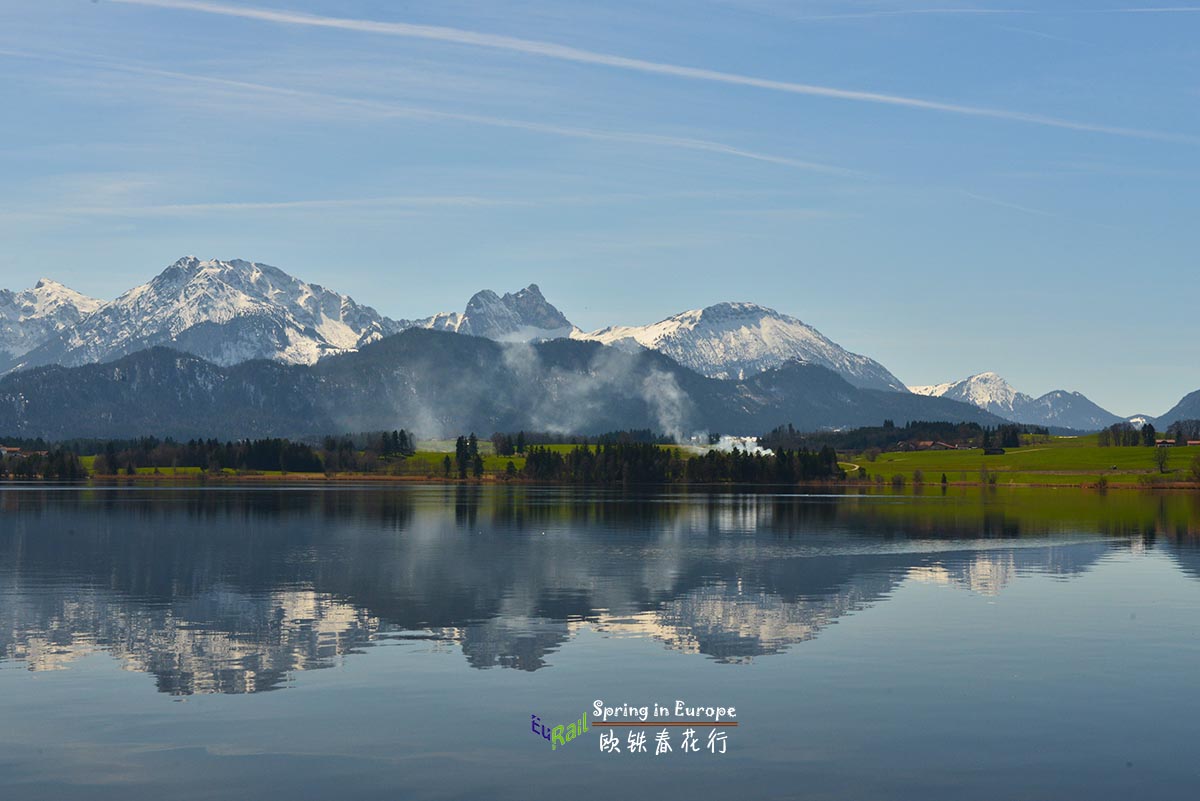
1;485;1197;694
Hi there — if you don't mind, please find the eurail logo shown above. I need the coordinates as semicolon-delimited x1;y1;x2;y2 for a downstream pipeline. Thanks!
531;711;590;751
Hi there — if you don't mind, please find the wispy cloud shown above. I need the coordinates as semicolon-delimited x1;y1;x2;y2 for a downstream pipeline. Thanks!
48;195;532;218
724;3;1200;20
109;0;1195;144
992;24;1094;46
2;180;816;223
961;191;1054;217
40;192;771;217
1093;7;1200;13
0;46;856;176
776;7;1036;21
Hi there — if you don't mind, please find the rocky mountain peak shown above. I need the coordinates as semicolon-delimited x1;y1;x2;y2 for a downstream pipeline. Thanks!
456;283;574;341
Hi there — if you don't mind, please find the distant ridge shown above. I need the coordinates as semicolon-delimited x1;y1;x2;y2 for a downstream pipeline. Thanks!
1;258;912;396
910;372;1123;431
1156;390;1200;428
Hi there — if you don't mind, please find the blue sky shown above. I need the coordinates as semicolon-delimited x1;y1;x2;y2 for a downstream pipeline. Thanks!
0;0;1196;416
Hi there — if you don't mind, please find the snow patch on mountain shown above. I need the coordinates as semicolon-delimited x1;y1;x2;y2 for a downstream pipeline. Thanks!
413;311;463;333
578;302;907;392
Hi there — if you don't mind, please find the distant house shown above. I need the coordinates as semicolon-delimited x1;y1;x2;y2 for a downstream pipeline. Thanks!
1189;441;1200;448
905;440;962;452
0;446;21;456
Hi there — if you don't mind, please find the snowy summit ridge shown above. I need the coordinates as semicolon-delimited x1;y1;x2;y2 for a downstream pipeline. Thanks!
578;301;907;392
3;258;908;397
5;260;583;371
909;371;1022;415
16;257;407;369
0;278;103;365
910;372;1123;430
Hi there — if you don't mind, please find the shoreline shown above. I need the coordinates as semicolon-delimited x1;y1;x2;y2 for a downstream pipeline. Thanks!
7;473;1198;491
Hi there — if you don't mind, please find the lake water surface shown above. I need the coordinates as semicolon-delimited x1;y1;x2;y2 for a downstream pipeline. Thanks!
1;485;1198;800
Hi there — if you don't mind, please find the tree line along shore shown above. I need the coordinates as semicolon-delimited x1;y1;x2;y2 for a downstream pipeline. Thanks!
1;421;1199;489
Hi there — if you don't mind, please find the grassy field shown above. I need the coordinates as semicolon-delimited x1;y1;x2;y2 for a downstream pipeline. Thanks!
851;434;1200;487
406;451;526;474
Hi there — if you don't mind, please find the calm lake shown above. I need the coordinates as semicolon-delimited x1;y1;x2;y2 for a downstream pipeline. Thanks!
1;485;1198;800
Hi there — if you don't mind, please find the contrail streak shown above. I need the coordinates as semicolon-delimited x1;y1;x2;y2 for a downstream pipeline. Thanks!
109;0;1195;143
768;7;1200;20
0;47;854;175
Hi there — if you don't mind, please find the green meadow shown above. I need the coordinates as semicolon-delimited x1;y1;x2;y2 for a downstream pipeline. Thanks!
850;434;1200;487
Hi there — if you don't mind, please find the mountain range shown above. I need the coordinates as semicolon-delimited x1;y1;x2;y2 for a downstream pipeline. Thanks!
0;256;1193;435
909;372;1127;432
0;257;909;392
0;331;1006;440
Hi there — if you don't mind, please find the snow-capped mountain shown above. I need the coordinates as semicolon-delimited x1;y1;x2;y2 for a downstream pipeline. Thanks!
910;372;1122;431
0;279;103;366
17;257;407;370
421;284;576;341
577;302;907;392
8;261;581;371
910;372;1025;417
3;260;907;395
